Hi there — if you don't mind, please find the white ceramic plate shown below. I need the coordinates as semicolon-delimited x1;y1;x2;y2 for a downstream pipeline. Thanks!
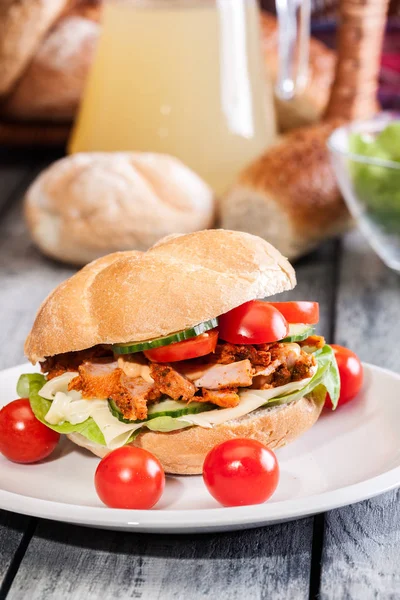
0;362;399;533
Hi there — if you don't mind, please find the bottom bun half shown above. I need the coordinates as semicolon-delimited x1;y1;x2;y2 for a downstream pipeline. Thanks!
67;395;323;475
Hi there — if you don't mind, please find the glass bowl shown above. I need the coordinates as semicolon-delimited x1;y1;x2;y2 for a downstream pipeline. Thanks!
328;115;400;273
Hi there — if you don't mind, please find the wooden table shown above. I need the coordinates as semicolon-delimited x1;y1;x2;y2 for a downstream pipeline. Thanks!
0;151;400;600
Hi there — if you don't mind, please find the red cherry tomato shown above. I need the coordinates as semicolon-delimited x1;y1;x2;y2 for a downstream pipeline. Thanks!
144;330;218;363
325;344;364;408
95;446;165;509
202;439;280;507
218;301;289;345
267;301;320;324
0;399;60;464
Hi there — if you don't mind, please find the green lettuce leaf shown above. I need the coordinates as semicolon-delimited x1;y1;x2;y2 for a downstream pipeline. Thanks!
270;344;340;409
17;344;340;451
18;374;190;443
17;373;46;398
18;373;106;445
348;125;400;232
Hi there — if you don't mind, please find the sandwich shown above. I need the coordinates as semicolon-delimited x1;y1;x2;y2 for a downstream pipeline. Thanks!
19;230;340;474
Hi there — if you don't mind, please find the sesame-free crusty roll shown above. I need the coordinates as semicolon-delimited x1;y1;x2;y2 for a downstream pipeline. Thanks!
24;229;295;363
23;229;327;475
2;15;99;121
0;0;70;96
24;152;216;266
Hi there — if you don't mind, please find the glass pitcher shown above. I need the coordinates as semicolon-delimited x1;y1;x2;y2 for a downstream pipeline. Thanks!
69;0;310;195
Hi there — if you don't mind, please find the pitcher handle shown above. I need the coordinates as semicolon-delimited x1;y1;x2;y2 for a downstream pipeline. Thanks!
275;0;310;100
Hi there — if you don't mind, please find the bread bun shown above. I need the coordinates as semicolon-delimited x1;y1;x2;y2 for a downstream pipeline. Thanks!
260;12;336;131
2;15;99;121
25;229;295;362
0;0;70;97
219;120;352;260
67;395;323;474
63;0;102;22
24;152;216;266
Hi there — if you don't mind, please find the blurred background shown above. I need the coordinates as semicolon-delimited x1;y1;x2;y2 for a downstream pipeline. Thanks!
0;0;398;142
0;0;399;271
264;0;400;113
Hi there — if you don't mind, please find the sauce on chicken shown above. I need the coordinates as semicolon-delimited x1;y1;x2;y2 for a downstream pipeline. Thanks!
41;338;321;421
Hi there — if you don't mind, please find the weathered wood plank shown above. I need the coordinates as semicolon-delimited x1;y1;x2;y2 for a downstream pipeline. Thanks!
0;193;75;370
0;512;32;595
0;157;44;598
271;240;337;341
7;520;314;600
320;230;400;600
321;494;400;600
332;231;400;371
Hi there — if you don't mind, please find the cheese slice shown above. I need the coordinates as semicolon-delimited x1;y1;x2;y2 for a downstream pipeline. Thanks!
45;392;105;426
175;375;314;428
44;390;142;448
42;368;316;450
90;406;143;449
39;371;79;399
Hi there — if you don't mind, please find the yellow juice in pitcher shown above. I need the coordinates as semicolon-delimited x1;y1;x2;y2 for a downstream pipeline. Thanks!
69;0;276;194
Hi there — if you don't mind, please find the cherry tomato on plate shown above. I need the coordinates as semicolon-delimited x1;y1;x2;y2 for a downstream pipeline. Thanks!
267;301;319;325
218;301;289;345
0;399;60;463
325;344;364;409
144;330;218;362
202;439;280;507
95;446;165;509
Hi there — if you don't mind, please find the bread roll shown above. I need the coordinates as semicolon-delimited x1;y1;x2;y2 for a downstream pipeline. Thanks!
260;12;336;131
67;395;323;474
24;229;321;474
62;0;102;22
24;229;295;362
219;120;352;260
0;0;71;96
25;152;216;267
2;15;99;121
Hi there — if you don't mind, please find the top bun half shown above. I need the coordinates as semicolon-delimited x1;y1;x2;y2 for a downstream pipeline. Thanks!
25;230;296;363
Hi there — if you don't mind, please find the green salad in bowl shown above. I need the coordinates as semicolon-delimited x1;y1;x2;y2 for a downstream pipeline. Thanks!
328;117;400;272
349;122;400;232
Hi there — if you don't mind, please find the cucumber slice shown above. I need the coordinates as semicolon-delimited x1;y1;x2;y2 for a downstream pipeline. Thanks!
112;319;218;355
108;398;215;424
108;399;127;421
281;323;315;342
148;399;215;418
